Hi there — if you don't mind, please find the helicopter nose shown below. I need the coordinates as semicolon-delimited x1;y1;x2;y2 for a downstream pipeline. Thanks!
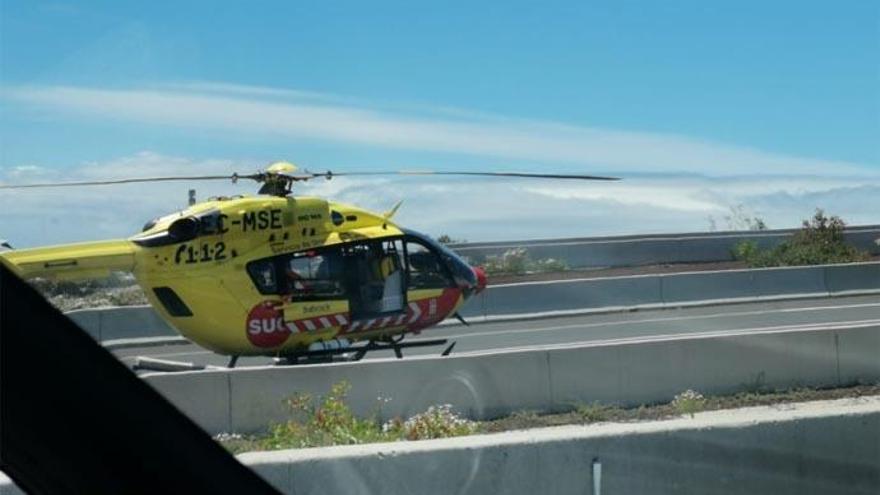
473;266;488;294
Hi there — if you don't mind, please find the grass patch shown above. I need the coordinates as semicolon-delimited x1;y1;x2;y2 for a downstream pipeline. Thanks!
574;402;615;422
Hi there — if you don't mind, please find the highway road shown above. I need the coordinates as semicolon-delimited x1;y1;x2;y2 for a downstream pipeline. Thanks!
113;294;880;371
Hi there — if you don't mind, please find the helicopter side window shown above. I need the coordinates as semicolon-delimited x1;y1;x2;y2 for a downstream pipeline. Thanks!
283;250;346;301
246;248;346;299
247;260;278;294
405;240;455;290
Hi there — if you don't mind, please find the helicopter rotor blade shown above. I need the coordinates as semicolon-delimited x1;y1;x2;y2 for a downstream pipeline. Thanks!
0;168;621;190
315;170;621;181
0;174;264;189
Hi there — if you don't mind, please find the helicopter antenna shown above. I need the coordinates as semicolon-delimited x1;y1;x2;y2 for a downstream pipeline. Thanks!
383;200;404;221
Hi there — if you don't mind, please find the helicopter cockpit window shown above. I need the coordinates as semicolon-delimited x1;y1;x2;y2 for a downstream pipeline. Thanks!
283;251;345;301
405;240;455;290
247;260;278;294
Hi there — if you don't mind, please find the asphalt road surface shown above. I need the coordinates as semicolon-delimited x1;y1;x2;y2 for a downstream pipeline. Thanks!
113;294;880;371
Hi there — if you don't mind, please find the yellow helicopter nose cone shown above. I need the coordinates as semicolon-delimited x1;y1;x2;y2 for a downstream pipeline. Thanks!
266;161;298;175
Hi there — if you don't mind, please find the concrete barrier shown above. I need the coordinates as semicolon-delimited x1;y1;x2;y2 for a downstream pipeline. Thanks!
144;370;232;434
836;324;880;384
73;262;880;341
659;264;833;304
3;398;876;494
751;264;828;297
452;225;880;269
824;262;880;294
66;305;176;342
238;398;880;495
547;326;841;409
465;274;663;317
661;269;758;303
463;261;878;320
142;324;880;436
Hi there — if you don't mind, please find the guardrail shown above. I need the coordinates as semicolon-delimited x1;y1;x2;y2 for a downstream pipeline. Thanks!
142;323;880;435
451;225;880;268
70;261;880;342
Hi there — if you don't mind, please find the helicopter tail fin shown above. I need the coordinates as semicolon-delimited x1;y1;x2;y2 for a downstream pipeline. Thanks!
0;239;137;281
383;200;403;221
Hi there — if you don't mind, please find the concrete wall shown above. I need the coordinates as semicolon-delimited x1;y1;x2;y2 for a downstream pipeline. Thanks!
74;262;880;340
239;398;880;495
66;305;176;342
452;225;880;268
3;399;876;495
143;324;880;436
459;261;880;319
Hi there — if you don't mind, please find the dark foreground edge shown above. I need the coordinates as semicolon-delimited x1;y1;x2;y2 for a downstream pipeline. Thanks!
0;264;280;494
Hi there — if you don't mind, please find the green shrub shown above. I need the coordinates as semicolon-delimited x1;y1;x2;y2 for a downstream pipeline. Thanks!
262;381;391;449
394;404;477;440
533;257;568;272
733;209;869;268
672;389;706;418
709;204;768;232
258;381;477;450
483;248;569;275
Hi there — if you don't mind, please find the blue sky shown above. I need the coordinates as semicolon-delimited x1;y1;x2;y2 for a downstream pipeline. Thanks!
0;1;878;245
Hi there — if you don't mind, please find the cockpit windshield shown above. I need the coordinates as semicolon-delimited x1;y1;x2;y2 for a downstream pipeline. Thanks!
403;229;478;291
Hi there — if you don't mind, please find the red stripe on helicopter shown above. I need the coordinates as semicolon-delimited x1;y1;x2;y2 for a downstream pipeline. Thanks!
246;288;460;346
288;312;349;333
342;288;461;335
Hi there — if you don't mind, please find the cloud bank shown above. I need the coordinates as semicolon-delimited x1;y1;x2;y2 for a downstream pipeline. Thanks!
1;152;877;248
5;83;877;177
2;83;877;246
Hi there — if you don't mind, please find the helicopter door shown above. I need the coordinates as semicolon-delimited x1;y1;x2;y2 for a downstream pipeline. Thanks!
344;239;406;319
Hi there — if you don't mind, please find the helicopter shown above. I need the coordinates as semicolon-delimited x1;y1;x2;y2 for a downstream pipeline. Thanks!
0;162;619;366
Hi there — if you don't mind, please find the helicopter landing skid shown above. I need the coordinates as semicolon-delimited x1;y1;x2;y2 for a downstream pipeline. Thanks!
274;338;455;366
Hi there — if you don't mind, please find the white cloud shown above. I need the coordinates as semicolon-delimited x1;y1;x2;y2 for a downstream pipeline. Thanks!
1;152;877;248
3;83;877;245
5;83;877;177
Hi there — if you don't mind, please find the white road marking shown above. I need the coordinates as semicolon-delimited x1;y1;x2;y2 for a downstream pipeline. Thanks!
134;300;880;360
417;302;880;341
464;319;880;355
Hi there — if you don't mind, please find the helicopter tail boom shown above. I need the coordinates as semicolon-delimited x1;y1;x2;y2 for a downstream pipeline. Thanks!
0;239;137;281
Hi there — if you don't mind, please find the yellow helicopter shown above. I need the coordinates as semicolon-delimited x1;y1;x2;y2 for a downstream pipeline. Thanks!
0;162;618;366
